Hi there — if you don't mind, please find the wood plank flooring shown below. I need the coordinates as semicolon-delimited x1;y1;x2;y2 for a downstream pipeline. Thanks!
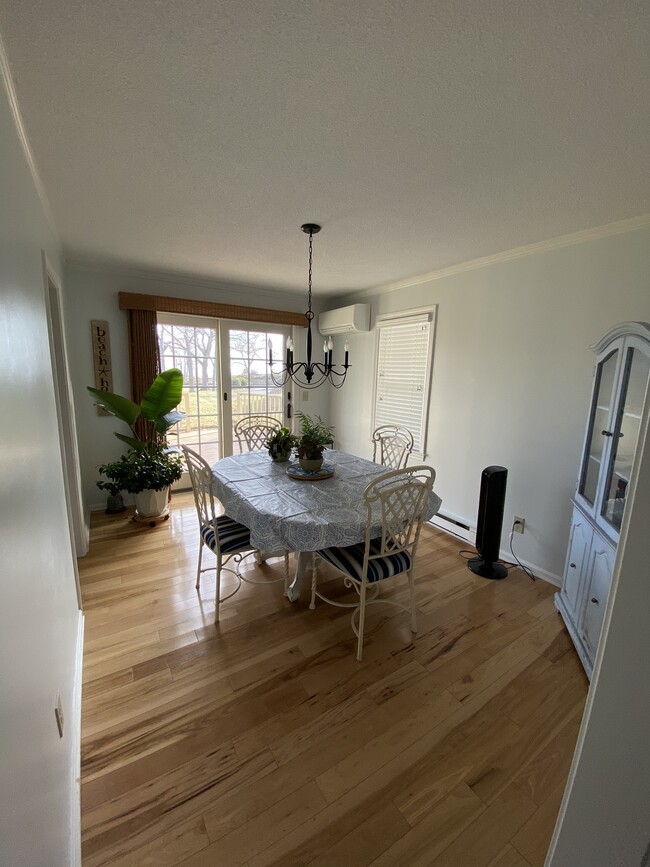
79;492;588;866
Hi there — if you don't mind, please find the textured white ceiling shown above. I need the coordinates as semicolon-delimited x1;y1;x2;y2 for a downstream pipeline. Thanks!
0;0;648;294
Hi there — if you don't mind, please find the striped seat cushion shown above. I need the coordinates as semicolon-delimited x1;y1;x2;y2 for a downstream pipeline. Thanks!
317;539;412;584
200;515;251;554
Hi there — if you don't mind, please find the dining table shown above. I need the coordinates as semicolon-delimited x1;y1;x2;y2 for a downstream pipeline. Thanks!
211;449;442;601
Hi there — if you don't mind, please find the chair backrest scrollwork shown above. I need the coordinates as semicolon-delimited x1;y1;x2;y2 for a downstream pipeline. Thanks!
363;465;435;560
234;415;282;452
371;425;415;470
182;445;216;529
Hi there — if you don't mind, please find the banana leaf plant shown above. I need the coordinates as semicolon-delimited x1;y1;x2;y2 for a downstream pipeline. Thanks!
87;368;185;455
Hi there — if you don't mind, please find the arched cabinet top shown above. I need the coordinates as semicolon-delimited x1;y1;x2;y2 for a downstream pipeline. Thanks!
591;321;650;354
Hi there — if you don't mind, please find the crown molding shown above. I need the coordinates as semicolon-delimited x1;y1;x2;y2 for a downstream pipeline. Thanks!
0;29;58;237
63;255;308;306
353;214;650;298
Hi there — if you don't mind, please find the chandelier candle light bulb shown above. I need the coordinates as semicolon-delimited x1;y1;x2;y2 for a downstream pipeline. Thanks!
268;223;350;389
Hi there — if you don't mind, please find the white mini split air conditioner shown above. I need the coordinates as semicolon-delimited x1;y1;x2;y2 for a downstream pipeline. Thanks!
318;304;371;335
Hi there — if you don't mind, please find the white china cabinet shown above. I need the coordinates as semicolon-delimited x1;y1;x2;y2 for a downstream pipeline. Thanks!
555;322;650;677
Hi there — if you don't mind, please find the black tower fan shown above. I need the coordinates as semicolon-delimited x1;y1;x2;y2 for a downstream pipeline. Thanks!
468;466;508;579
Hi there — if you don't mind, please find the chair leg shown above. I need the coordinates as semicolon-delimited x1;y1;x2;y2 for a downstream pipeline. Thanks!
309;553;317;610
195;540;203;590
356;580;368;662
215;551;222;623
283;551;290;594
408;569;417;633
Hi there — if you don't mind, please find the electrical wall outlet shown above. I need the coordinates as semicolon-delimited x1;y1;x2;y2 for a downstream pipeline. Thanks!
54;695;64;738
513;516;525;534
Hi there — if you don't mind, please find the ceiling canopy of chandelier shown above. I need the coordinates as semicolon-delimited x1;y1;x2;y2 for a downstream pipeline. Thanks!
268;223;349;390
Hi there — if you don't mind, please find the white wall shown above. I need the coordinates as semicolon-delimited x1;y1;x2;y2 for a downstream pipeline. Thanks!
547;368;650;867
63;265;330;509
330;226;650;580
0;74;81;865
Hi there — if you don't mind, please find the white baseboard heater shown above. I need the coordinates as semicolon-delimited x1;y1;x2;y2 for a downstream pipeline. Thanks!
429;511;475;544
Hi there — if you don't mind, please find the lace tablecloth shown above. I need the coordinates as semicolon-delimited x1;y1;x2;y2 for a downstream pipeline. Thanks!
211;449;442;553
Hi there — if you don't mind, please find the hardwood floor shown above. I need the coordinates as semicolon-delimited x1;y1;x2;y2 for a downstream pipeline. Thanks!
79;492;588;866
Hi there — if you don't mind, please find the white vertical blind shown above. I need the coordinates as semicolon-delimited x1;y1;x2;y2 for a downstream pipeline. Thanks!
373;312;434;456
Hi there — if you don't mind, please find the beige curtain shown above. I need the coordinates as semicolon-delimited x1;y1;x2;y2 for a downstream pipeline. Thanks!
127;309;160;442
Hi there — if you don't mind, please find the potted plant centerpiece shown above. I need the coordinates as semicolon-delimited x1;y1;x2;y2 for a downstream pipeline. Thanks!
87;369;185;520
295;412;334;473
266;426;298;462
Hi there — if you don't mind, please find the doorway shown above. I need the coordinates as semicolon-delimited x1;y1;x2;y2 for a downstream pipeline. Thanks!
43;256;85;606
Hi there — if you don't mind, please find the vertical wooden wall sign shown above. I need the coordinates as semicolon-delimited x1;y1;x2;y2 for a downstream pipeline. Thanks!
91;320;114;416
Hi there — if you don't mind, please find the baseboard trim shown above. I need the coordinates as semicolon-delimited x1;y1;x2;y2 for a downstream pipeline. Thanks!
70;610;84;867
81;508;91;557
499;552;562;587
429;518;562;587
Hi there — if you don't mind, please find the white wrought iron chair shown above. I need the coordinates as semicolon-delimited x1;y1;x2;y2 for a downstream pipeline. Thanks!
311;464;435;660
234;415;282;452
182;446;289;622
371;425;414;470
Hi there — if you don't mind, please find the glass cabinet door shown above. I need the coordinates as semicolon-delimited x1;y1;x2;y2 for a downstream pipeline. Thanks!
600;346;650;533
578;349;618;507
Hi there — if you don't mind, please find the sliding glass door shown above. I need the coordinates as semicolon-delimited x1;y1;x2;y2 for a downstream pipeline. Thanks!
220;321;290;454
157;317;222;488
157;315;290;480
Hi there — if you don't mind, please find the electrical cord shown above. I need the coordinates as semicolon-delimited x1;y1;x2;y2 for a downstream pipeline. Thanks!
458;549;478;560
458;522;536;581
505;521;536;581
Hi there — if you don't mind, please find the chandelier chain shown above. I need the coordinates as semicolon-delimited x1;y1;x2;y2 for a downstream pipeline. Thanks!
307;230;313;318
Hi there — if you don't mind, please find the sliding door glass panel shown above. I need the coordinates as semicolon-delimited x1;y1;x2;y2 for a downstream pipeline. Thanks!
222;324;289;455
601;346;650;532
578;349;618;506
157;319;222;470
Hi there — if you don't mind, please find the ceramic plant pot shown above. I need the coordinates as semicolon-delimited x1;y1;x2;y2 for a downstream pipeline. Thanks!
134;487;169;518
105;493;126;514
269;446;292;462
298;457;324;473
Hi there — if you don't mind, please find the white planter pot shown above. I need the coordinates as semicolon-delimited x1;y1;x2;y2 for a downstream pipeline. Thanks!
134;487;169;518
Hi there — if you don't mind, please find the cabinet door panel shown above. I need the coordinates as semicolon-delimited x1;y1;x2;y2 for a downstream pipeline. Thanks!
599;345;650;535
562;512;591;615
578;349;618;509
582;540;615;656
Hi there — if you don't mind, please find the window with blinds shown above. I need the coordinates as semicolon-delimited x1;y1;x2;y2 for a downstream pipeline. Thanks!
373;309;436;458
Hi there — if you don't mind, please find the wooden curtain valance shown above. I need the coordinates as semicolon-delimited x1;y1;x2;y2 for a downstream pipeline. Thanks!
119;292;307;328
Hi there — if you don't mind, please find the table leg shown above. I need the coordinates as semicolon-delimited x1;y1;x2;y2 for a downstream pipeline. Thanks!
286;551;311;602
254;549;284;564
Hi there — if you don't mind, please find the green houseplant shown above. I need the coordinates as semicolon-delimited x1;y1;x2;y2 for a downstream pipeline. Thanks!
95;475;127;514
295;412;334;472
87;369;185;518
266;426;298;462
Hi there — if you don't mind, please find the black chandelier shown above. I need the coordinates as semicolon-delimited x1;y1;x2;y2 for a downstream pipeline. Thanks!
268;223;349;389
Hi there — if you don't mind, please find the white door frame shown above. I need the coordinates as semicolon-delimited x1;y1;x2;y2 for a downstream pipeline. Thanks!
42;253;86;607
